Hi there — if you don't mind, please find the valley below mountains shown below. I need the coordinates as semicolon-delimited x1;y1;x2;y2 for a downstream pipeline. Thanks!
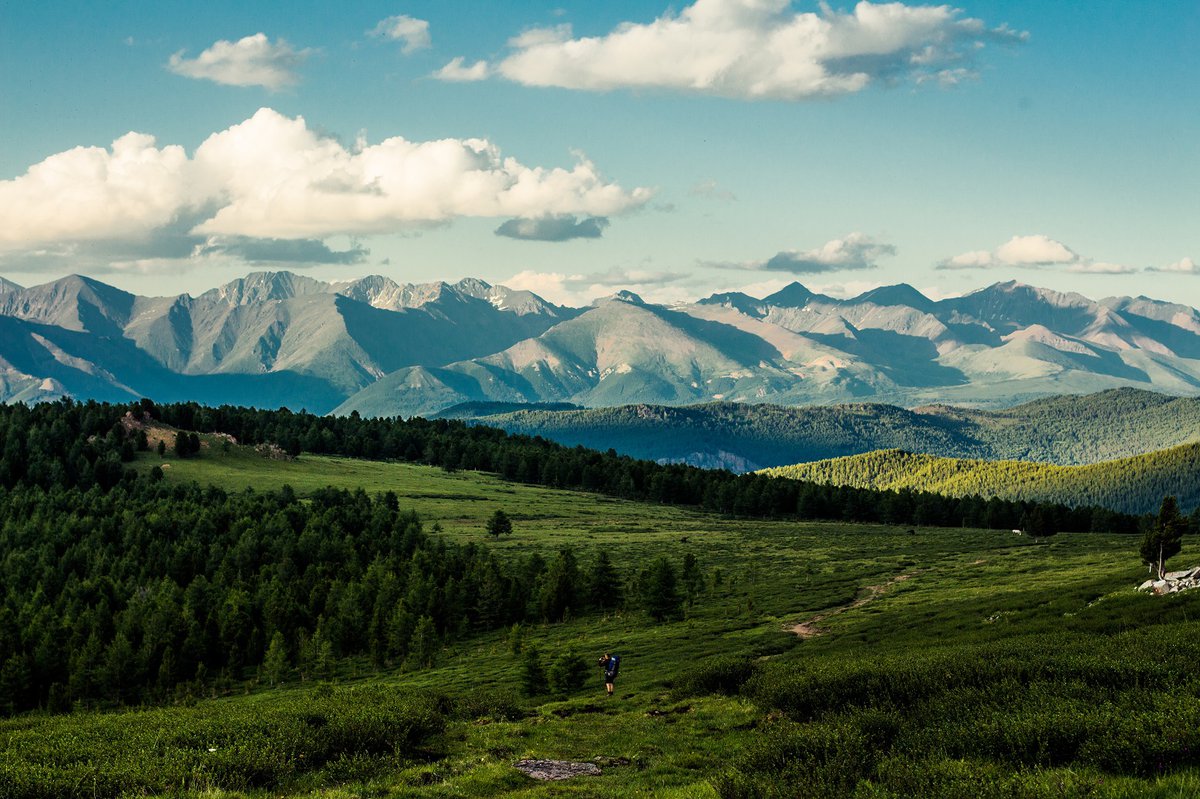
4;271;1200;419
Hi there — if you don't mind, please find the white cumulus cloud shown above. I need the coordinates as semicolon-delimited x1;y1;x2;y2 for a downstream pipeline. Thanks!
714;233;896;273
167;33;313;90
938;235;1135;274
0;108;652;256
370;15;431;54
0;132;196;247
463;0;1025;100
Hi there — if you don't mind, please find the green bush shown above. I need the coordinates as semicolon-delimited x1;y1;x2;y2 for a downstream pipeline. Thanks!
719;624;1200;796
547;651;589;695
448;687;524;722
716;719;876;799
0;686;445;799
671;655;758;698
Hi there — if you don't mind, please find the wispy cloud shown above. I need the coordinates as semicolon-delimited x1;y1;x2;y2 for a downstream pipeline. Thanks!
167;33;313;90
689;179;736;201
193;236;368;265
495;215;608;242
505;267;694;305
433;57;490;82
712;233;896;273
449;0;1026;101
1145;257;1198;274
369;15;431;54
938;235;1136;274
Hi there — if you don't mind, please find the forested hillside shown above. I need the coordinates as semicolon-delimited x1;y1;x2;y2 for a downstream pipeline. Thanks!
444;388;1200;471
763;443;1200;515
0;399;1139;534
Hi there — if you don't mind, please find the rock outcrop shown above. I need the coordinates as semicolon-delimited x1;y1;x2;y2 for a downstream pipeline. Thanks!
1138;566;1200;594
513;760;602;781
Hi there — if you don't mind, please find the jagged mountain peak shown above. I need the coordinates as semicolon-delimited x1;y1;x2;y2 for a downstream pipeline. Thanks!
0;273;138;335
851;283;934;311
0;277;22;293
452;277;494;298
761;281;815;308
967;280;1094;309
36;273;129;296
331;275;407;308
697;291;766;317
592;289;646;306
203;271;330;306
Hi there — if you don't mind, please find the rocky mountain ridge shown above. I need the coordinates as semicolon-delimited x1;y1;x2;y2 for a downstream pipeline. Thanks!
2;271;1200;416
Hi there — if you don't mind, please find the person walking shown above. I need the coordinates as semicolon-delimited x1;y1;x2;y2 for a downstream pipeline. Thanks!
598;653;620;697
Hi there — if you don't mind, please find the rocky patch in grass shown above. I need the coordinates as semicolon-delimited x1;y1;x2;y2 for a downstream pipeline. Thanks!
513;759;602;781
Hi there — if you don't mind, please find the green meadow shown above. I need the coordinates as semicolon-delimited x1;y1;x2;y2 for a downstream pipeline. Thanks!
4;439;1199;797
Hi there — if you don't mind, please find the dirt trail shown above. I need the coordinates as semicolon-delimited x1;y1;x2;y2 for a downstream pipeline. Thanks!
788;574;912;639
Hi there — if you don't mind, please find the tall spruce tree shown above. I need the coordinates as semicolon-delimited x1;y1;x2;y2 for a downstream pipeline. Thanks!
520;645;548;696
262;631;289;686
587;551;622;611
1141;496;1186;579
642;557;683;621
486;509;513;538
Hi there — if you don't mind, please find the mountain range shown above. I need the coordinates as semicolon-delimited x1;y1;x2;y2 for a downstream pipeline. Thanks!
0;272;570;413
4;271;1200;416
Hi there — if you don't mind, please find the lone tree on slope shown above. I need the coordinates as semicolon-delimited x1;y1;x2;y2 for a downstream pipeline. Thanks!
486;509;513;538
1141;495;1187;580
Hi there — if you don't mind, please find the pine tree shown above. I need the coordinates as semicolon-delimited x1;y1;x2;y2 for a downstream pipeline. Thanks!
520;645;548;696
262;631;289;687
546;651;589;695
681;553;704;602
406;615;438;670
642;557;682;621
1021;506;1055;541
486;509;513;538
538;549;579;622
507;623;524;655
1141;496;1187;579
587;551;622;611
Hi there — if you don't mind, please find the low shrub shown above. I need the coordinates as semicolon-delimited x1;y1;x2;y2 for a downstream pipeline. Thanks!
671;655;759;699
0;686;445;799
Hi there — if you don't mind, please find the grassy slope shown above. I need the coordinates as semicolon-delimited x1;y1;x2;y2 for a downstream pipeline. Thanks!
6;441;1200;797
761;443;1200;514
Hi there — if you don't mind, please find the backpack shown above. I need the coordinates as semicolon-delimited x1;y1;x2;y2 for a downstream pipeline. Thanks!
607;654;620;676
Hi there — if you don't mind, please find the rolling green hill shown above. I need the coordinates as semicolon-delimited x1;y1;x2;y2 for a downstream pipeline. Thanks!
762;442;1200;515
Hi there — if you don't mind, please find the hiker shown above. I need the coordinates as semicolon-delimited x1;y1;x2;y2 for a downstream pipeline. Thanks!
598;653;620;697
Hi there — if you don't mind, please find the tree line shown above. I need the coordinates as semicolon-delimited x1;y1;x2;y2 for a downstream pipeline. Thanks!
0;397;1150;531
136;399;1142;532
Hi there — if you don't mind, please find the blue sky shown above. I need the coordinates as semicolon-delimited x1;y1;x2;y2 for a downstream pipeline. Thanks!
1;1;1196;306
